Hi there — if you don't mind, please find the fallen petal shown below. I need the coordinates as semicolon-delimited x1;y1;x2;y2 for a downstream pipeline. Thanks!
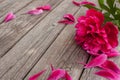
106;49;120;57
36;4;51;11
95;70;120;80
47;69;66;80
29;69;46;80
65;72;72;80
85;54;107;68
4;12;16;22
100;60;120;74
58;20;74;24
72;0;96;6
72;0;81;6
27;9;43;15
63;14;75;22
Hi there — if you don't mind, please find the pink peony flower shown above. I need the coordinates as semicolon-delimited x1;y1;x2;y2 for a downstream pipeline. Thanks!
75;9;119;57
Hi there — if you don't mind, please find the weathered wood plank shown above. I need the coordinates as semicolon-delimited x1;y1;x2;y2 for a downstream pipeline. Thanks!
0;0;61;57
24;7;88;80
0;0;83;79
0;0;34;23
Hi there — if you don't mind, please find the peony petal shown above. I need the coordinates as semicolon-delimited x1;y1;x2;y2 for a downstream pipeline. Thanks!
29;69;46;80
106;49;120;57
72;0;81;6
58;20;74;24
95;70;120;80
65;72;72;80
104;22;119;48
50;64;55;71
80;1;96;6
47;69;66;80
100;60;120;74
86;9;104;25
4;12;16;22
63;14;75;22
85;54;107;68
36;4;51;11
27;9;43;15
72;0;96;6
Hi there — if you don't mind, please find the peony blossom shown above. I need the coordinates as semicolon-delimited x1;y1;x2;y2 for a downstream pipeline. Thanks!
4;12;16;22
75;9;119;57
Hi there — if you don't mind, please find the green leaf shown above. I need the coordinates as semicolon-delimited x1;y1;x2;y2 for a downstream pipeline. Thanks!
98;0;110;12
106;0;115;8
104;12;114;22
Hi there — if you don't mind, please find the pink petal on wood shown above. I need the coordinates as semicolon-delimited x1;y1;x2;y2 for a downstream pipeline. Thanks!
47;69;66;80
63;14;75;22
29;69;46;80
106;49;120;57
100;60;120;74
65;72;72;80
85;54;107;68
4;12;16;22
58;20;74;24
72;0;81;6
36;4;51;11
27;9;43;15
72;0;96;6
95;70;120;80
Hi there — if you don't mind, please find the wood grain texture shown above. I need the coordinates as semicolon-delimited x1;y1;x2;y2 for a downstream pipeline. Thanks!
0;0;34;23
0;0;83;80
0;0;62;57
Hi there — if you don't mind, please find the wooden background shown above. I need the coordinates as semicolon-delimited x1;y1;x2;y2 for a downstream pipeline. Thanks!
0;0;120;80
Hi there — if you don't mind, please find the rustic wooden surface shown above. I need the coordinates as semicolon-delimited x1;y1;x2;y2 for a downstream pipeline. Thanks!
0;0;119;80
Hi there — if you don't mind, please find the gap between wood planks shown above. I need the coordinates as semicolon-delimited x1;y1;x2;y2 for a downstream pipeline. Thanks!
24;7;88;80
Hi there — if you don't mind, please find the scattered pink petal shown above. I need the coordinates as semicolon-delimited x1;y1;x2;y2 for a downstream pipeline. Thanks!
106;49;120;57
100;60;120;74
58;20;74;24
85;54;107;68
65;72;73;80
58;14;75;24
72;0;96;6
95;70;120;80
27;9;43;15
63;14;75;22
29;69;46;80
50;64;55;71
47;69;66;80
72;0;81;6
4;12;16;22
36;4;51;11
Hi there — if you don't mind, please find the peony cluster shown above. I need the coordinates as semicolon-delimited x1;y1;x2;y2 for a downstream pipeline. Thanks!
75;9;119;57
